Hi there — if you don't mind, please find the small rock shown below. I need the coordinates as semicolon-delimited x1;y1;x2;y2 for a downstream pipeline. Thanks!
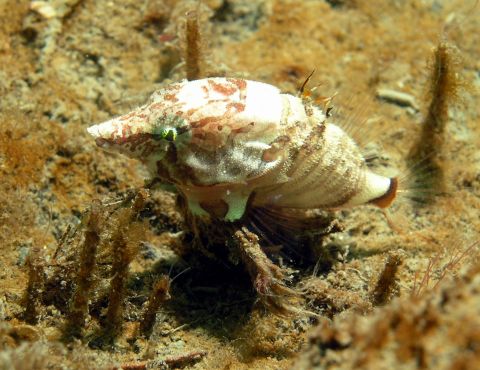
376;88;419;111
30;1;57;19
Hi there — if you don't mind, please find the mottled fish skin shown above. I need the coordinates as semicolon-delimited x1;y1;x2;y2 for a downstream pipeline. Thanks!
88;77;397;221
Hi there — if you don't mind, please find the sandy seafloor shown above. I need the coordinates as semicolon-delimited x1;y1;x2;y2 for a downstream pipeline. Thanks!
1;0;480;369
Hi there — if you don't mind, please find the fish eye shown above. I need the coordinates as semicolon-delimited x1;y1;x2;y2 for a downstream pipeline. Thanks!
161;128;177;142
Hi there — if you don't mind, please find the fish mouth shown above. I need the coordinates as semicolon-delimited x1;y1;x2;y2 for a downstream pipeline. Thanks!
86;124;101;138
87;120;121;150
87;124;109;149
87;119;118;140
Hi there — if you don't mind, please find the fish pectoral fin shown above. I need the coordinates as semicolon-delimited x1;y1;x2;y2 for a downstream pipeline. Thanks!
223;191;251;222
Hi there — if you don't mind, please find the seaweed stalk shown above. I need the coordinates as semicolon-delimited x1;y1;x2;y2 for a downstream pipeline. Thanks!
185;10;201;80
23;246;45;324
233;227;300;315
371;251;404;306
103;190;147;340
140;274;171;338
63;200;103;339
408;41;464;199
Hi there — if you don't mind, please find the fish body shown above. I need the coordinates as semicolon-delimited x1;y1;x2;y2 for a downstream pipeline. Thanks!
88;77;396;221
